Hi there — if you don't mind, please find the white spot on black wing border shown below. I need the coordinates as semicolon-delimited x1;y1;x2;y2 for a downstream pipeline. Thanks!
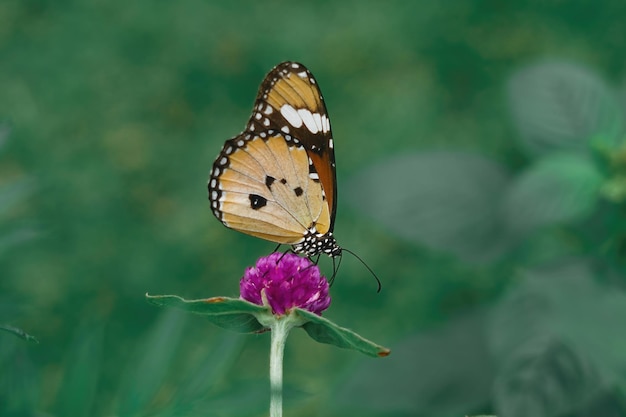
208;132;255;221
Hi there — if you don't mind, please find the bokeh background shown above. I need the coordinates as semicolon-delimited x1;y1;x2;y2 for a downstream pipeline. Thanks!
2;1;626;416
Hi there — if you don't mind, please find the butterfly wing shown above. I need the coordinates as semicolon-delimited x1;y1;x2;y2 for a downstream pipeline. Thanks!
209;130;332;245
245;62;337;230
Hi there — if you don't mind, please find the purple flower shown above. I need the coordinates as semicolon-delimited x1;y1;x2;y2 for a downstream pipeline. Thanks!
240;253;331;316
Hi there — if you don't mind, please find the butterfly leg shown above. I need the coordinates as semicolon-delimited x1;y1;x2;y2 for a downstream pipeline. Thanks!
276;248;297;265
328;254;343;286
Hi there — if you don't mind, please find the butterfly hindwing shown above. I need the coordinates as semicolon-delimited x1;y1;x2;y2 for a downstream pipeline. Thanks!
209;130;331;245
246;62;337;229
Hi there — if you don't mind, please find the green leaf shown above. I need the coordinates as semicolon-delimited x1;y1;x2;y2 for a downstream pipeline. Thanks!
502;152;603;236
508;60;624;156
489;260;626;417
116;309;187;417
344;152;512;263
147;294;390;357
600;175;626;203
0;324;38;343
297;308;390;358
146;294;266;333
494;337;603;417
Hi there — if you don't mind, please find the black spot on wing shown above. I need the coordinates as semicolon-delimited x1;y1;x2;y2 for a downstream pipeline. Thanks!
265;175;276;189
280;178;287;185
294;186;303;197
249;194;267;210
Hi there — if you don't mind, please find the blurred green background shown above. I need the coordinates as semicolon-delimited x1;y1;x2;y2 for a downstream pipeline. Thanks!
2;1;626;416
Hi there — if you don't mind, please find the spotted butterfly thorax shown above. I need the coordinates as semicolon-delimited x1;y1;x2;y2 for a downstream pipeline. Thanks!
208;62;342;258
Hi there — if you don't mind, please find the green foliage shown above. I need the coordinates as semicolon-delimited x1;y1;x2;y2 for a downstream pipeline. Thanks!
331;313;494;416
0;324;38;343
147;294;269;333
345;152;512;263
147;294;390;357
0;128;36;256
116;310;188;417
507;61;624;156
3;1;626;416
298;309;390;358
489;261;626;417
502;152;604;236
55;321;104;417
0;337;39;416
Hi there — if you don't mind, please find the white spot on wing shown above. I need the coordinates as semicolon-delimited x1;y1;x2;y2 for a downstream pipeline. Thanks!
281;125;290;133
298;108;318;134
312;112;323;132
297;71;308;78
322;114;330;132
280;104;303;128
263;105;273;115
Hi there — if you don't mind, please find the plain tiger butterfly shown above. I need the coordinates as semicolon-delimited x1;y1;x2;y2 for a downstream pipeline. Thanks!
208;62;379;289
208;61;341;258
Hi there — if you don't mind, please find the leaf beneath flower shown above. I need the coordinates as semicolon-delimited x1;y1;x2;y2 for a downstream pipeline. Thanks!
146;294;390;357
146;294;267;333
297;309;390;358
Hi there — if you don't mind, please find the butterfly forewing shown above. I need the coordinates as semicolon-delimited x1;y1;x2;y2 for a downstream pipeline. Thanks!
209;62;340;257
246;62;337;229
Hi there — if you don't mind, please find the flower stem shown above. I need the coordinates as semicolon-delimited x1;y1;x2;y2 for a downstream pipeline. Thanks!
269;318;291;417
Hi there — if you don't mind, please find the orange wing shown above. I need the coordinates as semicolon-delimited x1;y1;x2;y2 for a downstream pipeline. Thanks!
245;62;337;231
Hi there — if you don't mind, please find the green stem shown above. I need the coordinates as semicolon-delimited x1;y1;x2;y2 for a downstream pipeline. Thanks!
269;318;291;417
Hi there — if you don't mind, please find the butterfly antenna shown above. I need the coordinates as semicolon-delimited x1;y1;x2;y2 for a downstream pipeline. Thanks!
342;248;382;293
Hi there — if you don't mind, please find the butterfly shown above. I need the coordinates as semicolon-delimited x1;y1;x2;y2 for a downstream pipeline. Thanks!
208;61;342;259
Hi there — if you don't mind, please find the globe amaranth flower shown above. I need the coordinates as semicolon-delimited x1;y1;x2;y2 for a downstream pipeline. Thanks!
240;252;331;316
